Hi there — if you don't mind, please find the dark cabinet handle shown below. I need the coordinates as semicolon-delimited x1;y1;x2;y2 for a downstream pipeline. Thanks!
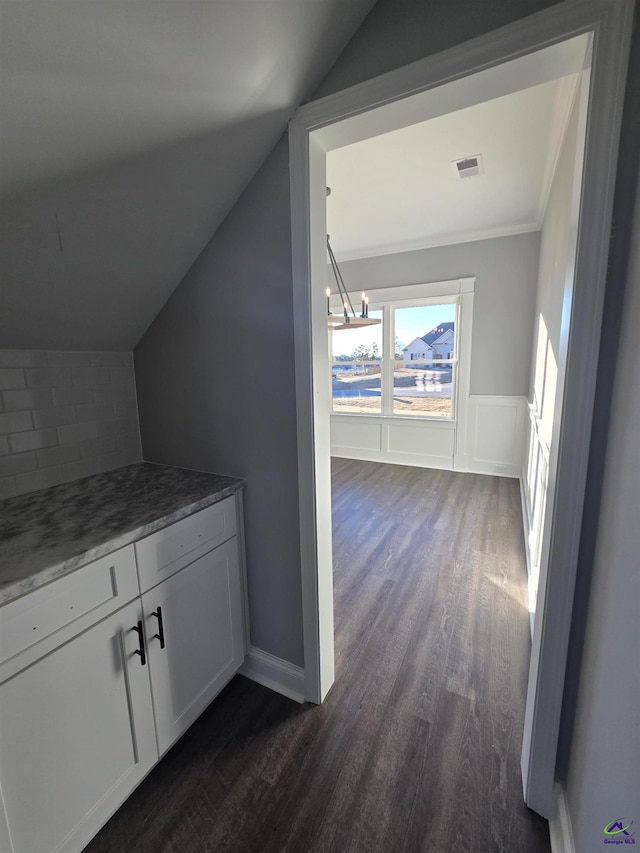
132;620;146;665
152;607;165;649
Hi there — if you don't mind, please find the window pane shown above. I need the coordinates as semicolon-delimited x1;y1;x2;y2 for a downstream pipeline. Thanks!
332;363;382;414
392;361;453;417
331;310;383;362
394;304;456;418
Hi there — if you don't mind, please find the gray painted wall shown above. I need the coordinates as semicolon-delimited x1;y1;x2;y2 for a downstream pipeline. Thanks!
135;136;304;664
136;0;562;668
335;231;540;397
564;174;640;853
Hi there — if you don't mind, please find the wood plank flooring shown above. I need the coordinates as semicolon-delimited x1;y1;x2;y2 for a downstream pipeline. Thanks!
85;460;550;853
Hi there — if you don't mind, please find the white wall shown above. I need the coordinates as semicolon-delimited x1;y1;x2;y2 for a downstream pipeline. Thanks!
522;78;585;614
564;173;640;853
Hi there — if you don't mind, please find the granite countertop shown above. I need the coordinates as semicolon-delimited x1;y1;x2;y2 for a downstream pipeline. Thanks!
0;462;245;605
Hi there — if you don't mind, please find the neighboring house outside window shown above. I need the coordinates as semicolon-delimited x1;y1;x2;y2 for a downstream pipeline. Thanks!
404;339;435;362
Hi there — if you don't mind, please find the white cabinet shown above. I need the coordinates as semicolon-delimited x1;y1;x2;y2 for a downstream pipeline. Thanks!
0;598;157;853
0;494;247;853
142;537;245;756
135;498;238;593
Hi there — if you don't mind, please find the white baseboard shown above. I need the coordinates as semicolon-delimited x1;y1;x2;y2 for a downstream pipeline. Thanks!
549;784;575;853
464;459;521;478
240;646;306;704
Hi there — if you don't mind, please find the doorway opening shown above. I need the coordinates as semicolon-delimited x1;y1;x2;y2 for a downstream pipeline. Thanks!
290;0;632;819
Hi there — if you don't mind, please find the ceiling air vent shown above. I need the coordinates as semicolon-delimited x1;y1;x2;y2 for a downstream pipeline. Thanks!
452;154;483;178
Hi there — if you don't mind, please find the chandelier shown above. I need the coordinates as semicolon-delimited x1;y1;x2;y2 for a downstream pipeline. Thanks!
326;235;381;331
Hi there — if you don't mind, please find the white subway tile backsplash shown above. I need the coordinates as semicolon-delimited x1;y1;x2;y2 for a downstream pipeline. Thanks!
80;436;117;459
15;466;68;494
8;428;58;454
25;367;73;388
76;402;114;424
0;411;33;435
2;388;54;412
0;350;141;496
115;432;142;456
52;387;93;407
72;366;109;387
0;369;26;390
93;385;135;405
108;366;133;387
113;399;139;420
93;420;118;440
32;405;77;429
62;457;108;482
102;447;140;471
113;416;139;436
0;477;18;500
0;350;49;368
0;451;37;478
89;352;131;368
58;420;100;445
36;444;80;468
46;351;92;367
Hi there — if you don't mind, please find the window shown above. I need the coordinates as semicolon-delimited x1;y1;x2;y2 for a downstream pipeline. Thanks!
393;303;456;418
331;310;383;414
330;298;458;419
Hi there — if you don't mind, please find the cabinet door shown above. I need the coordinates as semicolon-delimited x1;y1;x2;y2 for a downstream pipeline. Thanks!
143;537;245;756
0;600;157;853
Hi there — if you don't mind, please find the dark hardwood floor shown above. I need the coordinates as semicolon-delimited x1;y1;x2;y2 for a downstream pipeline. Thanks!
85;459;550;853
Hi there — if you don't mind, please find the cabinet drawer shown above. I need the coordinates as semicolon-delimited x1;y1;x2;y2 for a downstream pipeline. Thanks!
0;545;139;667
135;497;237;593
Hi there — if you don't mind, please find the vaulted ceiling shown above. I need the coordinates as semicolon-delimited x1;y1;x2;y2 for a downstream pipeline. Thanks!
0;0;376;350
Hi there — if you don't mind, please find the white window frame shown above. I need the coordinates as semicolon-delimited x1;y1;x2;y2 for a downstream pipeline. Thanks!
329;278;474;428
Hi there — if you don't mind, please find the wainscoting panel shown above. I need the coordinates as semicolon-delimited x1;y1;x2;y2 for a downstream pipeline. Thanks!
387;420;454;457
331;414;455;470
331;397;527;476
522;403;551;616
331;418;382;452
463;396;527;478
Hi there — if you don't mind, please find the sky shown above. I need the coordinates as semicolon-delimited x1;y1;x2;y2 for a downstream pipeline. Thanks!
331;302;455;357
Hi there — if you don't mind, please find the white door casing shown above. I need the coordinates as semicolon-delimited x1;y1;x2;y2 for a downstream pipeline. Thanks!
289;0;634;819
